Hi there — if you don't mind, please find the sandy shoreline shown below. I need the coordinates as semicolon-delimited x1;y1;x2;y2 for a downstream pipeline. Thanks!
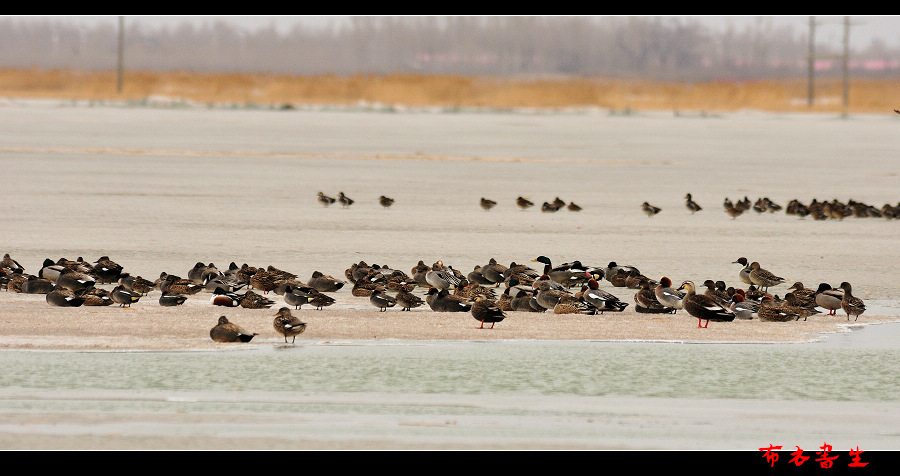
2;284;897;352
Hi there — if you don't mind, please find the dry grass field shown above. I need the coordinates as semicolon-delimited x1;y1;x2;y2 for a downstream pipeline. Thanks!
1;68;898;114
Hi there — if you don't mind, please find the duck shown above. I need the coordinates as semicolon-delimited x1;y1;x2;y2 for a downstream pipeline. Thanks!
654;276;685;311
384;271;417;292
379;195;395;208
641;202;661;217
307;271;346;292
608;269;631;288
453;279;497;301
187;262;209;284
81;287;114;306
211;286;243;307
202;274;246;294
369;289;397;312
624;270;650;289
110;285;141;308
509;289;541;312
566;201;582;212
129;275;157;295
684;193;702;214
531;279;577;311
679;280;735;328
160;275;204;295
480;197;497;211
732;257;753;286
786;282;817;308
395;288;425;311
702;279;730;306
38;258;66;282
516;196;535;210
273;307;307;343
158;292;188;307
839;282;866;321
634;279;675;314
55;268;97;292
552;197;566;209
21;275;55;294
249;269;284;294
748;261;786;292
601;262;640;285
728;293;759;320
352;279;384;297
579;278;628;313
480;258;508;286
783;292;821;321
531;256;593;289
425;287;472;312
0;253;24;273
471;297;506;328
467;266;495;287
317;192;336;206
425;260;461;291
814;283;844;316
91;255;124;284
281;284;311;309
724;198;744;219
210;316;258;343
541;201;560;212
338;192;354;208
45;286;85;307
757;296;801;322
240;289;276;309
304;288;336;310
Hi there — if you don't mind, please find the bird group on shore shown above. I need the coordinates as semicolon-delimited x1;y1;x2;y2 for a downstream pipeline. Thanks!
2;250;872;344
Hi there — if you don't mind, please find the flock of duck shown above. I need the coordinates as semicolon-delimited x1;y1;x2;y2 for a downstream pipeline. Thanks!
320;190;900;220
1;250;868;342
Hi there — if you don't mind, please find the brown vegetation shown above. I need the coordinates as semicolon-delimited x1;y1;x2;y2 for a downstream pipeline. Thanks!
1;68;897;114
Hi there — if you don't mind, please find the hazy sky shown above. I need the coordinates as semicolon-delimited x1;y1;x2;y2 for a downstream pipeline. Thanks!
10;15;900;50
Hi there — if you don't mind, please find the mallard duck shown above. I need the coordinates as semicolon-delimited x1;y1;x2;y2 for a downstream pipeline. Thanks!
318;192;336;206
581;279;628;313
110;285;141;307
210;316;258;343
634;279;675;314
480;197;497;211
531;256;592;289
338;192;354;208
130;275;157;295
786;282;817;308
471;297;506;328
379;195;395;208
624;270;650;289
749;261;786;292
601;262;640;285
273;307;306;343
567;202;582;212
425;287;472;312
38;258;66;282
541;201;560;212
509;289;540;312
369;289;397;312
654;276;685;311
608;268;630;288
497;287;514;312
839;282;866;321
46;286;85;307
203;274;246;294
679;280;735;328
307;271;346;292
160;275;204;295
516;196;534;210
641;202;661;217
351;278;384;297
240;289;276;309
410;260;432;287
783;292;821;321
384;271;417;292
532;280;577;311
453;279;497;301
91;256;124;284
158;292;188;307
552;197;566;209
685;193;702;214
724;199;744;219
813;283;843;316
395;288;425;311
234;264;259;285
249;269;283;294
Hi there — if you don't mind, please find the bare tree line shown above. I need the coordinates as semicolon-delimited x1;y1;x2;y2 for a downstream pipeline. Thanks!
2;16;898;81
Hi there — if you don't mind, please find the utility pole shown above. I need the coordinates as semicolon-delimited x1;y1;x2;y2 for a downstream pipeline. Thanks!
117;16;124;94
807;16;857;117
807;16;815;108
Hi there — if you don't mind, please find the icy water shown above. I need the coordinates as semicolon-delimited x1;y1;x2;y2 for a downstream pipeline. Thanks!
2;101;900;450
